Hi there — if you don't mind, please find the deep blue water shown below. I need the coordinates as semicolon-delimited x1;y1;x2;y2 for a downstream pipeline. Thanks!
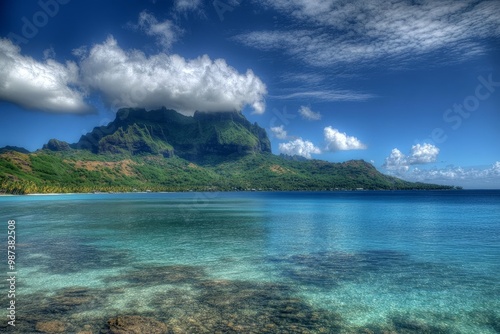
1;190;499;333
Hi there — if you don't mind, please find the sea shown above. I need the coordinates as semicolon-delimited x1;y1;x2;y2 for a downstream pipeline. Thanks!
1;190;499;333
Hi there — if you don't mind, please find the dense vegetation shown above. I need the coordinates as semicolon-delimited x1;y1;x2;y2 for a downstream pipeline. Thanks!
0;150;454;194
74;108;271;161
0;108;455;194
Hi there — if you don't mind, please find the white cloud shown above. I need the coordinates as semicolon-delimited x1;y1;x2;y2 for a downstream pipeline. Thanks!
43;47;56;60
270;125;287;139
72;45;87;58
78;36;267;115
402;162;500;188
0;36;267;115
134;11;181;50
408;143;440;164
280;72;325;85
383;148;410;173
382;146;500;188
383;143;440;172
174;0;202;13
493;161;500;174
298;106;321;120
270;90;376;102
324;126;366;151
0;38;90;113
236;1;500;67
410;162;500;180
279;138;321;159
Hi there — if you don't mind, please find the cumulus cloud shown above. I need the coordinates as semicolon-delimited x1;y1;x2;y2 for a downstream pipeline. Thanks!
78;36;267;114
383;148;410;173
493;161;500;173
133;11;181;50
279;138;321;159
270;125;287;139
383;143;440;172
235;0;500;67
411;162;500;180
299;106;321;120
402;162;500;188
0;36;267;115
408;143;440;164
382;146;500;188
324;126;366;151
0;38;90;113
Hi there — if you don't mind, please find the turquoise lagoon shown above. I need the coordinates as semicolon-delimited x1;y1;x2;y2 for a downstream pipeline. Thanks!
1;190;499;333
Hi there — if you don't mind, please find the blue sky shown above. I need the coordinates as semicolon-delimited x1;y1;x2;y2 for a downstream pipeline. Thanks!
0;0;499;188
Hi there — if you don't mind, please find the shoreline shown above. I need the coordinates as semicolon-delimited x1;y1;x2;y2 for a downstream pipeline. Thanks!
2;189;493;197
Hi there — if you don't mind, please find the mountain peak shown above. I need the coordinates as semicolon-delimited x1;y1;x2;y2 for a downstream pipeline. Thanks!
73;108;271;163
0;146;30;154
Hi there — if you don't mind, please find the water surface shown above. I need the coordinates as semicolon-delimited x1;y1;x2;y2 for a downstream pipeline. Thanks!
1;190;499;333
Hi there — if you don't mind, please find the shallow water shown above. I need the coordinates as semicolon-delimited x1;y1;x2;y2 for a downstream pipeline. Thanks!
1;191;499;333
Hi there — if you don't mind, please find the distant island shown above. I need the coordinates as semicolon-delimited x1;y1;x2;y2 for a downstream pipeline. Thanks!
0;108;457;194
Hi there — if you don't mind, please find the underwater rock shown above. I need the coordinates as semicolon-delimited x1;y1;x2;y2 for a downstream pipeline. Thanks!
106;316;168;334
193;279;343;333
75;323;95;334
52;287;94;306
26;239;131;275
272;250;411;288
391;315;450;333
107;265;206;286
352;315;454;334
39;287;99;315
35;320;66;333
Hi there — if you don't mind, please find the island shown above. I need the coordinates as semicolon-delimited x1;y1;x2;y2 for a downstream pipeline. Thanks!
0;108;456;194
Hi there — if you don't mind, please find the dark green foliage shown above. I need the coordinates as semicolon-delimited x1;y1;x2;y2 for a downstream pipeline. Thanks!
97;124;174;156
43;139;72;151
0;150;453;194
73;108;271;163
0;146;30;154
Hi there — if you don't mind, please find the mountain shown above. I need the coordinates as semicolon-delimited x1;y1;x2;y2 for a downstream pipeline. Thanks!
73;108;271;163
0;146;30;154
0;108;455;194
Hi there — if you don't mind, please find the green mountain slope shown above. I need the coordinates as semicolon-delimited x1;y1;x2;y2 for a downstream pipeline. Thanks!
73;108;271;162
0;108;454;194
